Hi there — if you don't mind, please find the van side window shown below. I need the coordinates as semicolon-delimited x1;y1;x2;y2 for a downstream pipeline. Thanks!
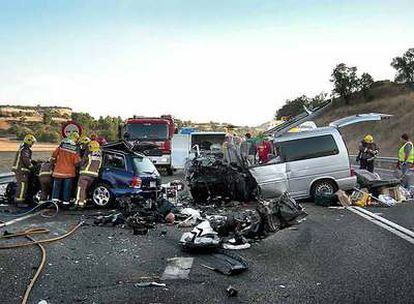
279;135;339;162
103;153;126;170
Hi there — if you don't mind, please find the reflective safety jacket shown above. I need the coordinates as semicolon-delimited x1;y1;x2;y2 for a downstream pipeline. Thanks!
52;142;81;178
12;144;33;174
39;161;53;177
399;141;414;163
79;151;102;177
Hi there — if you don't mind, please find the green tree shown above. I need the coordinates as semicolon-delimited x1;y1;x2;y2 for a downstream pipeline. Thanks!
275;95;310;119
358;72;374;100
330;63;360;104
72;112;95;130
42;110;53;125
391;48;414;85
275;92;327;119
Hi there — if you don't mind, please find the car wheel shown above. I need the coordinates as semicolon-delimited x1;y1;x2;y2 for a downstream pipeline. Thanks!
92;183;113;207
311;180;338;197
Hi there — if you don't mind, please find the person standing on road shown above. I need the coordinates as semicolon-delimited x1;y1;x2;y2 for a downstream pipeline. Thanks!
11;134;37;206
74;140;102;208
397;133;414;188
357;134;378;173
51;131;81;206
240;133;256;165
38;159;54;201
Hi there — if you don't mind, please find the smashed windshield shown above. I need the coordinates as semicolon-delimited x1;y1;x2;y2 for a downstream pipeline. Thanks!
133;156;159;175
126;123;168;140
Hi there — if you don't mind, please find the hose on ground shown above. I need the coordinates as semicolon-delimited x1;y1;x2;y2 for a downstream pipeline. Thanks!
21;235;46;304
0;220;83;249
0;200;59;219
0;220;84;303
0;227;50;239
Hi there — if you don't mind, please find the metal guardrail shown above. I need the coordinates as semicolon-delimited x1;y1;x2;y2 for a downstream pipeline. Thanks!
0;172;15;185
349;155;398;171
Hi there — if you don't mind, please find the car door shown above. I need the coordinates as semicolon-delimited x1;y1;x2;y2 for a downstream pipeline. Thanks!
101;152;134;189
249;162;288;199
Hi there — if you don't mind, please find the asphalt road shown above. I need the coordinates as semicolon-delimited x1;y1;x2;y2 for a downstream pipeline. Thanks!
1;173;414;304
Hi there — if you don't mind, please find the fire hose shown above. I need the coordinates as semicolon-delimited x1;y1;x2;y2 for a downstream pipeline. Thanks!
0;220;84;304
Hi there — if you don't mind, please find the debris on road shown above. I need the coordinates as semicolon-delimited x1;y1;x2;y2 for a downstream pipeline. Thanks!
199;250;248;276
226;285;238;297
161;257;194;280
134;282;167;288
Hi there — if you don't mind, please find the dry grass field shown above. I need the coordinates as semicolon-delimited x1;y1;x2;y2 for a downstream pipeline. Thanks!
315;91;414;157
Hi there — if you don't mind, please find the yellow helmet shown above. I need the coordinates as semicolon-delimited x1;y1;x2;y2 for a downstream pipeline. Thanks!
364;134;374;144
68;131;80;143
79;135;91;145
23;134;37;146
88;140;101;153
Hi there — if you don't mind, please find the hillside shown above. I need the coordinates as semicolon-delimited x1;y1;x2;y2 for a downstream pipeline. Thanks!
314;81;414;157
0;105;72;123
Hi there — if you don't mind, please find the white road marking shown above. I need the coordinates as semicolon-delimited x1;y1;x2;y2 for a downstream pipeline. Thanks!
347;207;414;245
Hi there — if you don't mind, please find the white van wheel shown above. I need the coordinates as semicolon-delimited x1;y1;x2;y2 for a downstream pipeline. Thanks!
311;180;337;197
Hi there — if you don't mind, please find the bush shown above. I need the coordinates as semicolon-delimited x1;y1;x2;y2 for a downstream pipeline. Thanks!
9;125;34;140
36;129;60;143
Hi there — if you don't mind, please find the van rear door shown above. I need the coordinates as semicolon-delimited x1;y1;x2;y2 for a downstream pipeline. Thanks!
171;134;191;169
329;113;392;128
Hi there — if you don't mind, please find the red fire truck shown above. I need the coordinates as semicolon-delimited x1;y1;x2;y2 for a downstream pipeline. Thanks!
120;115;176;175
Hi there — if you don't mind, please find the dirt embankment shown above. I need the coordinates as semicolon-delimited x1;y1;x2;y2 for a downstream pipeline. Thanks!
0;138;57;152
315;83;414;157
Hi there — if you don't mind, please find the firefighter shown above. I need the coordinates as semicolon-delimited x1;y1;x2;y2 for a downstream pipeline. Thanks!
51;131;81;206
12;134;37;206
357;134;378;173
74;140;102;208
38;159;54;201
78;135;91;158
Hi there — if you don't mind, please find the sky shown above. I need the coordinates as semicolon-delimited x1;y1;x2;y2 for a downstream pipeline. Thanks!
0;0;413;126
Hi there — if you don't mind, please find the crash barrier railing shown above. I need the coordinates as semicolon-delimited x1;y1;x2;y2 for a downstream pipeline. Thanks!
0;172;15;185
349;155;398;171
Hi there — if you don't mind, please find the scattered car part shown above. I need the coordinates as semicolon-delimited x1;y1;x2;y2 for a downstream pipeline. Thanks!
134;282;167;288
198;250;248;276
226;285;238;297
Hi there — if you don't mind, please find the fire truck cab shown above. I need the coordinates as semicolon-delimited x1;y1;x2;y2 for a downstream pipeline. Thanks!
120;115;176;175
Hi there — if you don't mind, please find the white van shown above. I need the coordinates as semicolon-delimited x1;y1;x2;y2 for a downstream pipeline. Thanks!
171;132;226;169
250;113;391;199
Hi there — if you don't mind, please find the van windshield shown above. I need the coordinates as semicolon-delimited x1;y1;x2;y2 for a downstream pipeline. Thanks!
133;157;159;175
278;135;339;162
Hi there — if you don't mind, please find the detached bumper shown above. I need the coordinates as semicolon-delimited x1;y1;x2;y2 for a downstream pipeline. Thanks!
111;187;159;199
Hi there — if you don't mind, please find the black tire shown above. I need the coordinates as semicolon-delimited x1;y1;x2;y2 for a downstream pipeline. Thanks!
92;183;114;207
311;179;338;198
5;182;16;204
